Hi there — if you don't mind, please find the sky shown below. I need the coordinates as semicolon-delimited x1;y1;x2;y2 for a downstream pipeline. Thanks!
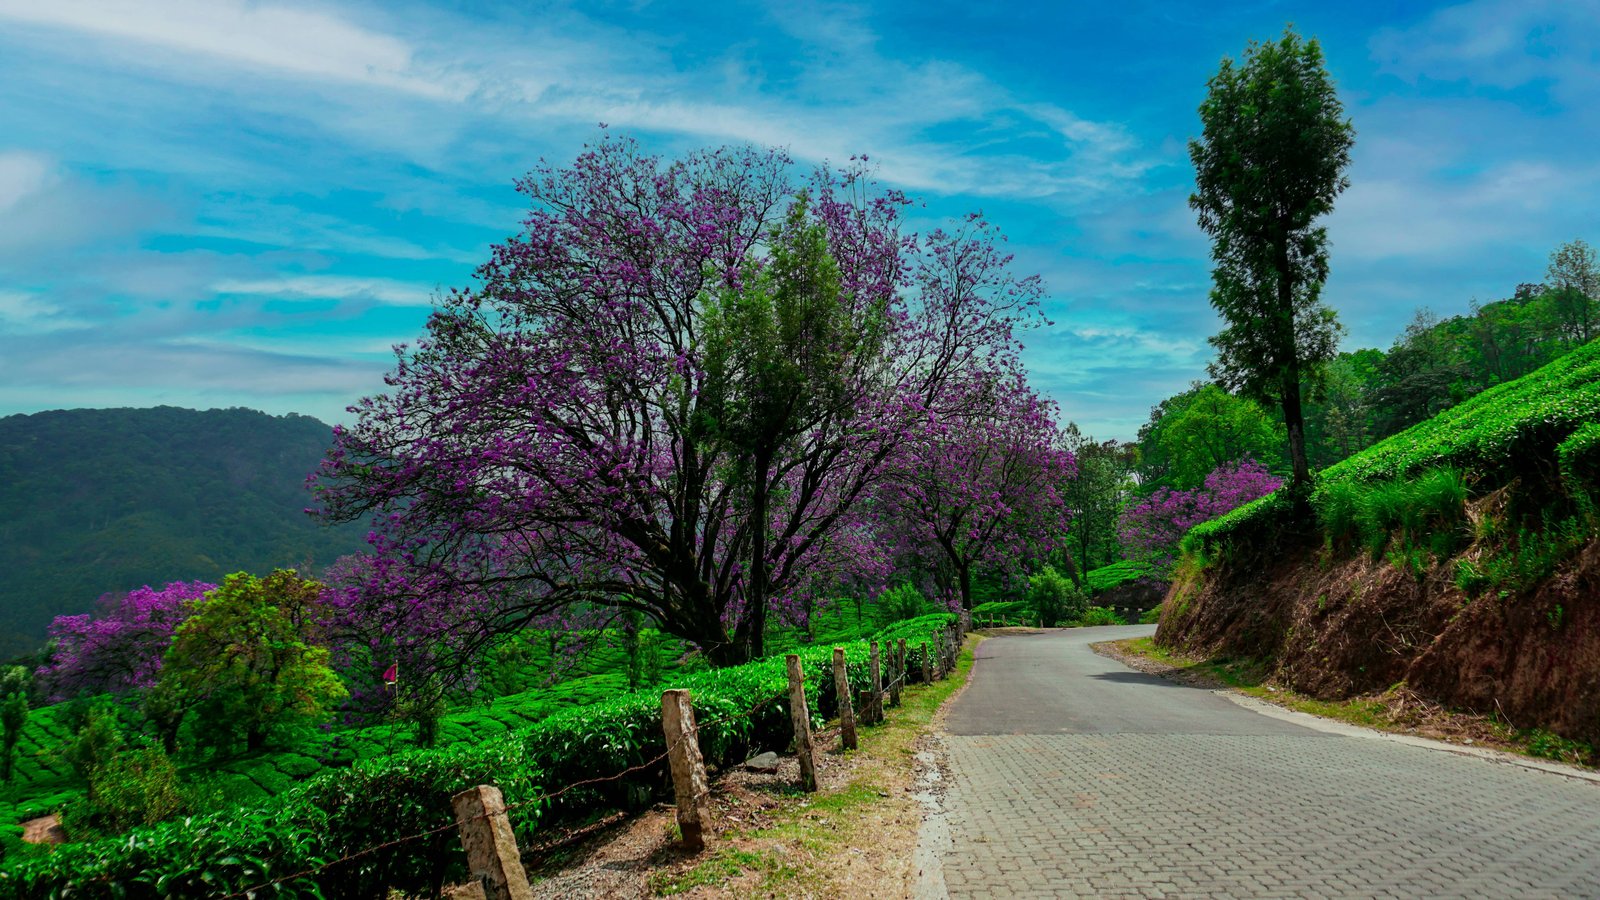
0;0;1596;440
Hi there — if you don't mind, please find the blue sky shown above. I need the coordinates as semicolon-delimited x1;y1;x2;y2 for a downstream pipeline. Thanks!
0;0;1595;440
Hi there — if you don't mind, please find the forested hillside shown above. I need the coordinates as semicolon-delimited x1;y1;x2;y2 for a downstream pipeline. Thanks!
0;407;366;659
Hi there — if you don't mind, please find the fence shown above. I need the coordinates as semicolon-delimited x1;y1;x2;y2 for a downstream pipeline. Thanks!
221;617;971;900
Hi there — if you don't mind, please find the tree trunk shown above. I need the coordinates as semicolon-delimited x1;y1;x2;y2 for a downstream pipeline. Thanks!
747;452;772;660
957;563;973;611
1276;223;1312;509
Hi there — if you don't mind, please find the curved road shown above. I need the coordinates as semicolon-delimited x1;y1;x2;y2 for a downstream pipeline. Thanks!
930;625;1600;898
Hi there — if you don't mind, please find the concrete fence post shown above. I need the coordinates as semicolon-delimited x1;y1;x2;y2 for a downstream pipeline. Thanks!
451;785;533;900
868;641;884;724
833;647;857;750
891;638;906;707
660;689;711;850
785;654;818;792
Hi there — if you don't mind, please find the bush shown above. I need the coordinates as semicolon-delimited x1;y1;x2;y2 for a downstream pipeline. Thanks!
875;583;935;625
61;745;188;838
1139;606;1161;625
1559;422;1600;520
1074;607;1125;627
0;636;915;899
1028;566;1087;627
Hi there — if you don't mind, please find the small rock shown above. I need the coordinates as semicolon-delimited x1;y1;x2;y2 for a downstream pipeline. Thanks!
743;751;782;772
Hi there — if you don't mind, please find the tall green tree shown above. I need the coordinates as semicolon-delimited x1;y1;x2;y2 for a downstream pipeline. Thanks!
1060;425;1137;575
1189;27;1355;499
701;196;885;660
158;570;346;753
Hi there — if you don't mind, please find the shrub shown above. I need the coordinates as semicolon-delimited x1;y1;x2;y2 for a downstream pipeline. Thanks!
874;583;935;625
1559;422;1600;520
1139;606;1161;625
1074;607;1125;627
1028;566;1087;627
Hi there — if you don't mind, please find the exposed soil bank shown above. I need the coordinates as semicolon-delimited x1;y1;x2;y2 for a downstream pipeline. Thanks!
1157;534;1600;746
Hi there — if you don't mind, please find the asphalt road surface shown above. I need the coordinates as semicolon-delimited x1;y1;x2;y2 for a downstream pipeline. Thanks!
929;624;1600;899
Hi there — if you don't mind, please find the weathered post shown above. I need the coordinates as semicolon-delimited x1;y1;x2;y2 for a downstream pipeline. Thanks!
451;785;533;900
785;654;818;792
891;638;906;707
870;637;883;720
833;647;857;751
660;689;711;850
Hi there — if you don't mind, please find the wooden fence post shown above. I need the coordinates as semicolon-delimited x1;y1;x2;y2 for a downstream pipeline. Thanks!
868;641;884;724
920;641;932;684
785;654;818;792
451;785;533;900
891;638;905;707
833;647;857;751
660;689;711;850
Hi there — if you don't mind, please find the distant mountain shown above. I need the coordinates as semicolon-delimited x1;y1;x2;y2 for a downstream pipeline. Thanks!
0;407;370;660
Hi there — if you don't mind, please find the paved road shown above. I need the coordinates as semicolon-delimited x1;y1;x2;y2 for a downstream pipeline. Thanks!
931;625;1600;899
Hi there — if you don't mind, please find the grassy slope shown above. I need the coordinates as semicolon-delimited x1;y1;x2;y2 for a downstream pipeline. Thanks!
1184;336;1600;557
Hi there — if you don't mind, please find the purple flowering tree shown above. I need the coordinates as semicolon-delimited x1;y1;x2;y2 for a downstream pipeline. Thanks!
36;581;215;701
878;375;1075;610
314;135;1044;667
1118;457;1281;574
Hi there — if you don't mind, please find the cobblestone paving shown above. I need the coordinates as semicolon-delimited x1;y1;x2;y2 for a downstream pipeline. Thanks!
936;626;1600;899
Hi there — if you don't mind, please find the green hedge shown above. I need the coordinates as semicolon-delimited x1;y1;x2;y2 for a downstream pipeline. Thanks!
1084;561;1157;593
0;631;936;899
1182;338;1600;565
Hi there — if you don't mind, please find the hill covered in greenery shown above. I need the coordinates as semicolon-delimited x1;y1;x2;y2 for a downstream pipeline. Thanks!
0;407;368;659
1161;337;1600;748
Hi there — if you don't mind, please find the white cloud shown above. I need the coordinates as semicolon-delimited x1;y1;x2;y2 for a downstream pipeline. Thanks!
213;275;436;307
0;290;90;334
0;0;470;99
0;151;55;213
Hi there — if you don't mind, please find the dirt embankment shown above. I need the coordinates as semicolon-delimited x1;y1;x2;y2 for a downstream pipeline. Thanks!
1158;534;1600;745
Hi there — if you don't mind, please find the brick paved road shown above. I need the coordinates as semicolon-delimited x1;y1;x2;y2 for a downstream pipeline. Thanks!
932;625;1600;899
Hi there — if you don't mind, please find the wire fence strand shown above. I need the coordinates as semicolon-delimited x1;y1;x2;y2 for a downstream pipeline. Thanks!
224;636;966;899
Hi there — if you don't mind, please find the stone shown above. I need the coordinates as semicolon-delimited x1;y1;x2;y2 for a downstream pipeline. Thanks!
743;751;781;772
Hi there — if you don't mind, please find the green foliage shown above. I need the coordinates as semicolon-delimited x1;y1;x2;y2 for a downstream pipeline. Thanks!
1083;561;1156;594
1189;27;1353;487
62;745;187;838
0;669;28;785
875;583;936;625
1558;422;1600;520
0;627;950;898
159;570;346;754
1074;607;1126;627
0;407;369;660
1139;606;1162;625
1138;385;1285;491
1027;566;1087;628
971;600;1030;624
1318;338;1600;488
1316;468;1468;565
1186;338;1600;572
